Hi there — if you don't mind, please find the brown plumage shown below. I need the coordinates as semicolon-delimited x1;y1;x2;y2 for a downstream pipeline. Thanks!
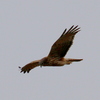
19;25;83;73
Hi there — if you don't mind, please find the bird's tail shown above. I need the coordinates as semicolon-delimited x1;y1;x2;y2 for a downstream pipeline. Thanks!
68;58;83;62
66;58;83;64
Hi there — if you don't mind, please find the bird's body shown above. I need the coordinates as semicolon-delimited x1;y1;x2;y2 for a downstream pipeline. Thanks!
39;57;82;66
19;25;83;73
39;57;66;66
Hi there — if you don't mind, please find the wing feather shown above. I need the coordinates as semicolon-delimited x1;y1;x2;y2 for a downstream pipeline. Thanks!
19;60;40;73
48;25;80;58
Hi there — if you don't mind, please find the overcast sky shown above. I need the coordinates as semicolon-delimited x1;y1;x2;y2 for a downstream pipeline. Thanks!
0;0;100;100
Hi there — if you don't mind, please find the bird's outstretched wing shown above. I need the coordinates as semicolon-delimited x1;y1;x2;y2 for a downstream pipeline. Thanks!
48;25;80;58
19;60;40;73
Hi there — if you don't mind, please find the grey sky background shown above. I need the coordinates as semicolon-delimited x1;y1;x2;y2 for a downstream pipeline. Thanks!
0;0;100;100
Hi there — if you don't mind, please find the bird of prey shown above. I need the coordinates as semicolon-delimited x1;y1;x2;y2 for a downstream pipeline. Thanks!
19;25;83;73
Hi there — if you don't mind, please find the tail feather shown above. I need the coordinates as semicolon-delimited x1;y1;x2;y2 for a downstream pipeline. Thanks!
68;59;83;62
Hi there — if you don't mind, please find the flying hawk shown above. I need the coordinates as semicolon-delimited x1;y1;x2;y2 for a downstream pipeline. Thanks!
19;25;83;73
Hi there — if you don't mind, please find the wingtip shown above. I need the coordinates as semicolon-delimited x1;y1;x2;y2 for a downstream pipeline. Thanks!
18;66;21;69
71;25;80;28
18;66;26;73
19;66;31;73
18;66;22;73
63;28;67;34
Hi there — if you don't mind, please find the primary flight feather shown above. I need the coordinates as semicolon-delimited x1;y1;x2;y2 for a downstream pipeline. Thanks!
19;25;83;73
